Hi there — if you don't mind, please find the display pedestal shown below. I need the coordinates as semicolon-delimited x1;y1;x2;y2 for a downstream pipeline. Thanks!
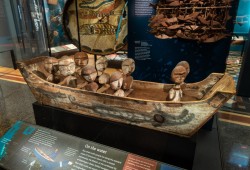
33;102;196;169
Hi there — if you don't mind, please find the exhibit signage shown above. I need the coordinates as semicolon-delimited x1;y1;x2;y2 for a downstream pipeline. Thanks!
0;121;183;170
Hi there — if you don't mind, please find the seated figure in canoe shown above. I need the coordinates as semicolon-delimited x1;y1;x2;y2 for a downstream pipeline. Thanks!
27;54;232;103
32;53;135;98
17;55;235;137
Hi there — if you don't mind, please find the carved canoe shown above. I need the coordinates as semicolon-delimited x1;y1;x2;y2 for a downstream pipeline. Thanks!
18;57;236;137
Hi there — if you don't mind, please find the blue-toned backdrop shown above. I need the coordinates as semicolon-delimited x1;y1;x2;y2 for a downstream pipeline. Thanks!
44;0;70;47
128;0;239;83
234;0;250;35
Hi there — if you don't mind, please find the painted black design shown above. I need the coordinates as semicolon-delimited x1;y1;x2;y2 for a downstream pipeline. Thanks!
67;94;195;126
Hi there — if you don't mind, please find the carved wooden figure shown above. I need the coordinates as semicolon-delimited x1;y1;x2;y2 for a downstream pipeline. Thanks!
167;65;187;102
122;76;133;90
98;73;110;85
121;58;135;75
44;57;59;74
109;71;125;97
85;82;99;92
110;72;123;90
176;61;190;77
57;57;77;88
43;57;59;83
175;61;203;100
121;58;135;96
74;52;89;88
114;89;125;97
122;76;134;96
58;57;76;77
74;52;89;75
96;57;108;76
96;73;111;93
175;60;190;89
82;66;98;83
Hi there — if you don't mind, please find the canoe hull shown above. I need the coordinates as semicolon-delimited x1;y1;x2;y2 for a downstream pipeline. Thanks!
18;57;235;137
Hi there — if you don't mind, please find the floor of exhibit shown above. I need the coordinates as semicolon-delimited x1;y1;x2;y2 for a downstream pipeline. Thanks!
0;61;250;169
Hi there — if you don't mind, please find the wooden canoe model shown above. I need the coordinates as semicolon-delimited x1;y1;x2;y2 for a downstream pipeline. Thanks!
18;57;236;137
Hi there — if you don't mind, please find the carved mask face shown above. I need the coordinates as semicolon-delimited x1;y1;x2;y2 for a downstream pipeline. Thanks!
44;58;58;74
74;52;88;67
176;61;190;77
122;59;135;75
83;72;97;82
171;66;187;84
111;77;123;90
96;62;106;72
59;62;75;76
96;57;108;72
75;58;88;67
44;63;53;73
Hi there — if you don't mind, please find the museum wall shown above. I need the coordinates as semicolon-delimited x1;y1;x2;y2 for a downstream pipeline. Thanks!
237;29;250;97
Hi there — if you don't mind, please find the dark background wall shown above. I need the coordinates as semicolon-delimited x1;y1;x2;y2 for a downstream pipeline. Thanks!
128;0;239;83
237;30;250;97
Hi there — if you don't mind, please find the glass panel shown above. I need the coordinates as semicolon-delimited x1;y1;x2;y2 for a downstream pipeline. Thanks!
226;0;249;86
28;0;49;56
43;0;79;57
2;0;50;60
43;0;71;47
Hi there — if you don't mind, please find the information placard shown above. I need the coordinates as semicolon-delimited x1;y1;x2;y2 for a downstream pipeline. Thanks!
0;121;183;170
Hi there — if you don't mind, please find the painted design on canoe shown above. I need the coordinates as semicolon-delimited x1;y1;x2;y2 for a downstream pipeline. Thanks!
18;57;236;137
68;95;195;126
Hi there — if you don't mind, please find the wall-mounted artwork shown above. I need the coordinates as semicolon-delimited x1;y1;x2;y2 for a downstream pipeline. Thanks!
44;0;70;47
63;0;128;55
128;0;238;83
149;0;232;43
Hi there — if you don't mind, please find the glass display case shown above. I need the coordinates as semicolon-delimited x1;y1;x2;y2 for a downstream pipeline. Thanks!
9;0;50;59
42;0;128;60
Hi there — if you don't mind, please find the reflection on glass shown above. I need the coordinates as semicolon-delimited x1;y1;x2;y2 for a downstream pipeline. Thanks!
234;0;250;34
228;143;250;168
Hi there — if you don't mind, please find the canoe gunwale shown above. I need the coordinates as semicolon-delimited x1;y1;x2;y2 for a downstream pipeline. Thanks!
17;56;235;104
